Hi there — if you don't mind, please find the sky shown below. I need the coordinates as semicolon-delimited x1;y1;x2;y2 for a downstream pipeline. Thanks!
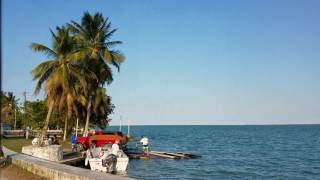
2;0;320;125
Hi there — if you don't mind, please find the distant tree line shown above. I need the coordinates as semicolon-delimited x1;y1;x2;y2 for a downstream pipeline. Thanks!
1;90;115;136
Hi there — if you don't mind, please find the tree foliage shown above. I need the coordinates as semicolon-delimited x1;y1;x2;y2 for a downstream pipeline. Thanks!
1;91;20;128
29;12;123;143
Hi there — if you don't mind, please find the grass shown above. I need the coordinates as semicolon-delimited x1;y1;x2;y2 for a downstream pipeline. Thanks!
1;164;46;180
1;137;71;152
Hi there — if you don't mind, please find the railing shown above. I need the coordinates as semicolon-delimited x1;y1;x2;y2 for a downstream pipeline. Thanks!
1;129;64;138
2;130;26;137
46;130;64;137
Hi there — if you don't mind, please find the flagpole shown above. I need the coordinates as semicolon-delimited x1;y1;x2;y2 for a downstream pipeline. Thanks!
119;115;122;132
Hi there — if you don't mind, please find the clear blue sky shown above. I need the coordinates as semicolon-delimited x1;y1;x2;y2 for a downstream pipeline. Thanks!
3;0;320;125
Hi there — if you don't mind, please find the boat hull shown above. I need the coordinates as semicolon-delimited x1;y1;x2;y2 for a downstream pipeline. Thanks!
88;152;129;173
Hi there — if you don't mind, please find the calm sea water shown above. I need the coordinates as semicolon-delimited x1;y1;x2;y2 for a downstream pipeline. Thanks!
106;125;320;179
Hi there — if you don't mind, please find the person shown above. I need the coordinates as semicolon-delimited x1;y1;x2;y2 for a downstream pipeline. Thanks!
0;147;7;168
112;140;120;156
109;140;119;173
70;130;77;152
0;147;4;157
52;134;59;145
32;137;39;146
139;136;149;155
45;135;52;145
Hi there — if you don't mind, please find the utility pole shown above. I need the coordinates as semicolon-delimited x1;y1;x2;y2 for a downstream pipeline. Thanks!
23;91;27;105
119;115;122;132
127;118;130;136
14;108;17;130
75;118;79;137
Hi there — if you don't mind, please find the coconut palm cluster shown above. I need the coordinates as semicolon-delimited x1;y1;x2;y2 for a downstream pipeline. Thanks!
31;12;124;145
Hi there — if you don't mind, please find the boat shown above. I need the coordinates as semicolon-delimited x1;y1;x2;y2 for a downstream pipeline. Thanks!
85;145;129;173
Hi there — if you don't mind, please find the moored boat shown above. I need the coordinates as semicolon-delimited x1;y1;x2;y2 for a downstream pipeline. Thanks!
85;146;129;173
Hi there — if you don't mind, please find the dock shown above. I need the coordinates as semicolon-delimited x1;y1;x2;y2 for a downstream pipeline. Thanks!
125;150;200;160
149;151;201;159
58;151;85;165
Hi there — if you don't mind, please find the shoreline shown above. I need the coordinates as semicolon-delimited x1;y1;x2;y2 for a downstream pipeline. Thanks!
2;146;134;180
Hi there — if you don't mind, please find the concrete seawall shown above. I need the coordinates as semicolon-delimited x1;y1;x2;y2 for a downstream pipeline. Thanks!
2;146;134;180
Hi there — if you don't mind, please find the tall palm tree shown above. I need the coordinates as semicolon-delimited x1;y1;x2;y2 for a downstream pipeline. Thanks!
31;26;94;145
68;12;125;136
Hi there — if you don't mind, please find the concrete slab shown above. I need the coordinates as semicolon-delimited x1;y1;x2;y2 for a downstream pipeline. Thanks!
22;145;63;161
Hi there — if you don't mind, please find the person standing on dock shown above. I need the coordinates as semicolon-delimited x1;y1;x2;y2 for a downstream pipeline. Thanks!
140;135;149;155
70;130;77;152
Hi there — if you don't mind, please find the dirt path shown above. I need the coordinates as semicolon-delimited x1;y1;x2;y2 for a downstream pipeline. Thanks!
0;164;45;180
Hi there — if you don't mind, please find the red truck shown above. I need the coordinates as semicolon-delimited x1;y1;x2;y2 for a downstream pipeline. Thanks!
76;130;127;151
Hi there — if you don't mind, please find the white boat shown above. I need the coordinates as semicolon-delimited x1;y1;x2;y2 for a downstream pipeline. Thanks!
85;147;129;173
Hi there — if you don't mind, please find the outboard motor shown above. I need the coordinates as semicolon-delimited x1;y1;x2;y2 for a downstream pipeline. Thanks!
100;143;117;173
102;154;117;173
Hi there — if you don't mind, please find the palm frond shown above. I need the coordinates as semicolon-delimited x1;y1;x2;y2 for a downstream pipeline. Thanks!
31;60;57;79
105;41;123;48
104;28;117;40
33;64;57;95
105;21;111;31
98;18;109;32
69;21;86;34
50;29;58;42
102;50;125;72
31;43;57;58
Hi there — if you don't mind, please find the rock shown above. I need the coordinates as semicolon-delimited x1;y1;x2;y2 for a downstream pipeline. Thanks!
21;145;63;161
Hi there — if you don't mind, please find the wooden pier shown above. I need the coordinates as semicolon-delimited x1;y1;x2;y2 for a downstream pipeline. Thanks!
58;151;85;165
125;150;200;160
149;151;201;159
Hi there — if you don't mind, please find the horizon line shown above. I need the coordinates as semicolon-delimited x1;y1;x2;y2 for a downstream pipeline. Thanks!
109;123;320;126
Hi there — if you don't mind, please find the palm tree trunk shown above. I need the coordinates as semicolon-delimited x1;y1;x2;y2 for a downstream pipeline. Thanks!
73;104;79;137
63;115;68;141
84;96;92;137
39;101;54;146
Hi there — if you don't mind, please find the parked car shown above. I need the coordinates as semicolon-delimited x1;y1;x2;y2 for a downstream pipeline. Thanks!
76;130;127;151
1;123;12;131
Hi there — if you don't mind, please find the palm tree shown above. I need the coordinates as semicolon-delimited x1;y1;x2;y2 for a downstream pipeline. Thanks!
31;26;94;145
68;12;125;136
1;92;10;123
68;12;125;73
1;92;19;129
8;92;19;129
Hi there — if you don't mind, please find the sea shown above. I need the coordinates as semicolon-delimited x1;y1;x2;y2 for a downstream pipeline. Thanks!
106;125;320;179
